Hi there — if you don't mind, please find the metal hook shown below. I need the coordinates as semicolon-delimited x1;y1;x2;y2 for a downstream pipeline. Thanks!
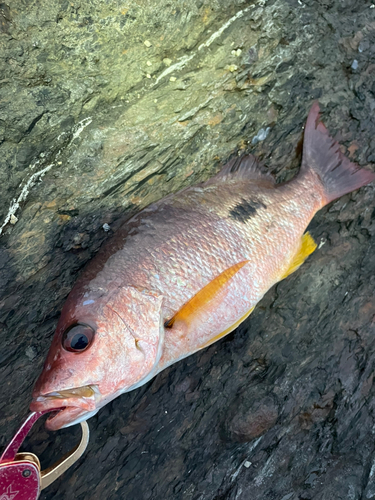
40;420;89;490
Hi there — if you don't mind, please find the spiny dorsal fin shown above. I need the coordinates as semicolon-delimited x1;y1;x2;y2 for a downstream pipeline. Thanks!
206;154;276;187
165;260;249;328
281;232;317;280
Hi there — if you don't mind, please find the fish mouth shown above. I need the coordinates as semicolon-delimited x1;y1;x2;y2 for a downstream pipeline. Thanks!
30;385;101;430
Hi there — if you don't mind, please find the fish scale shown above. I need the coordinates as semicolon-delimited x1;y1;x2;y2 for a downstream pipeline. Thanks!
30;103;375;431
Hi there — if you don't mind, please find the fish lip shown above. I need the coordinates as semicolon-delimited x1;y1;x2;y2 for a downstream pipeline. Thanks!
30;385;102;430
44;407;89;431
30;384;101;413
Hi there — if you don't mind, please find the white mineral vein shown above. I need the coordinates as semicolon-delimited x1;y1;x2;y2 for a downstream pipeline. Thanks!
0;117;92;236
155;5;254;85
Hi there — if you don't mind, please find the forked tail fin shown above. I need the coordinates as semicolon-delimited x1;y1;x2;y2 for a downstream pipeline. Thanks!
301;102;375;205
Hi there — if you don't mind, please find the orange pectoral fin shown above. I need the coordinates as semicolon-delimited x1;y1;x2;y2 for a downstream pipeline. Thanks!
165;260;249;329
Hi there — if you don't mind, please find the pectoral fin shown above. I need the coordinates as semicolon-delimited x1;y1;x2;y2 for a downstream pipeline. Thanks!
165;260;249;329
281;232;317;280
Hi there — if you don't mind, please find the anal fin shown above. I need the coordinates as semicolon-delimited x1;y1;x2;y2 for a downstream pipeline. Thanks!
281;232;317;280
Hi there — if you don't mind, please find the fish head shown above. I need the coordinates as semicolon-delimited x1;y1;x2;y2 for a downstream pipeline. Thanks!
30;286;164;430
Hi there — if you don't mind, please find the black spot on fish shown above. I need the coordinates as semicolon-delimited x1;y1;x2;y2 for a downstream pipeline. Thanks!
229;199;266;223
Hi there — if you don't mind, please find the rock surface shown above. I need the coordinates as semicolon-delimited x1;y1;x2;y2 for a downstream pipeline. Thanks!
1;0;375;499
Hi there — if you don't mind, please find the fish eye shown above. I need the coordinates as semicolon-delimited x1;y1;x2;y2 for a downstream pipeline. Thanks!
62;324;95;353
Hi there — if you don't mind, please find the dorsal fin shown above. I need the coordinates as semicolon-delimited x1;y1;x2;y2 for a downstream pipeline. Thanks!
206;154;276;187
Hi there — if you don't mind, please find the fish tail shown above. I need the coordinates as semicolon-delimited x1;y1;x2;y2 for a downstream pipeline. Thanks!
301;102;375;206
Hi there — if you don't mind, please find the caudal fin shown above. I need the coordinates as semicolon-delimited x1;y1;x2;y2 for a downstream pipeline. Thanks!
301;102;375;205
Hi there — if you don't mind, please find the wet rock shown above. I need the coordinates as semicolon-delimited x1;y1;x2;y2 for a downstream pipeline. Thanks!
224;389;279;443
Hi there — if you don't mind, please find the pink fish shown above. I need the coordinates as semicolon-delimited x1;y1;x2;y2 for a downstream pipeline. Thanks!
30;103;375;430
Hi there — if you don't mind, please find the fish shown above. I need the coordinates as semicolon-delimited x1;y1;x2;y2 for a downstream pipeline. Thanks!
30;103;375;430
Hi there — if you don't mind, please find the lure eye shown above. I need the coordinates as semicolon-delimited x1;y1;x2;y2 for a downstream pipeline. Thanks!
62;324;95;353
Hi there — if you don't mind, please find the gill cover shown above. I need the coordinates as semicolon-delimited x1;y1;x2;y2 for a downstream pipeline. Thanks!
33;285;164;400
102;285;165;393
